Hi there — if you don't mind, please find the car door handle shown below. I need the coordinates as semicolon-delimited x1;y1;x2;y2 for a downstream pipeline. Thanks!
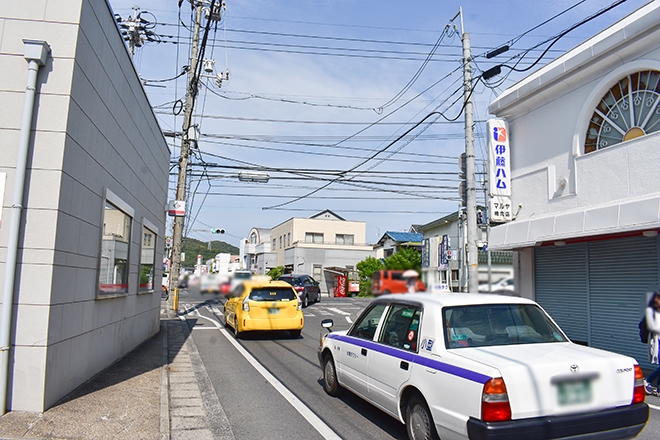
361;348;367;356
400;361;409;371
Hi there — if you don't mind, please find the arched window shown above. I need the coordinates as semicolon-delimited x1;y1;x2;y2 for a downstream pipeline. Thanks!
249;232;258;244
585;70;660;153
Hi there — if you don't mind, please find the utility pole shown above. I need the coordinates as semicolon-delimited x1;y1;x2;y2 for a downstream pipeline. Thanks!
460;8;479;293
169;1;205;307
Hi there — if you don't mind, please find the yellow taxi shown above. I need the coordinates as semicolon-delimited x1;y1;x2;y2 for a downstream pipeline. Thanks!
223;279;304;338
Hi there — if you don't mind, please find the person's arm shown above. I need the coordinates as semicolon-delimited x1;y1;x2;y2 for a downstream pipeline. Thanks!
646;307;660;334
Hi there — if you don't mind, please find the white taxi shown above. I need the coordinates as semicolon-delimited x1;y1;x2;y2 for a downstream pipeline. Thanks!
318;293;648;440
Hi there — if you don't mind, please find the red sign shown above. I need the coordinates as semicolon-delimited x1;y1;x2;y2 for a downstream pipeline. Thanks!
335;275;346;298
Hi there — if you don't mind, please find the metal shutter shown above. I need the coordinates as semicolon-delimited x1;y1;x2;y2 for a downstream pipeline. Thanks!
588;235;658;369
535;243;589;344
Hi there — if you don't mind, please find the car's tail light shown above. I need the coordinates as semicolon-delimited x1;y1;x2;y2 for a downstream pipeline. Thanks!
294;286;304;292
633;364;645;404
242;298;250;312
481;378;512;422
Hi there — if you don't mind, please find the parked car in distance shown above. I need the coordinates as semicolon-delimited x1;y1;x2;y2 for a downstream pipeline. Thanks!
229;269;253;292
278;274;321;307
478;276;515;293
224;280;304;339
318;293;648;440
371;270;426;296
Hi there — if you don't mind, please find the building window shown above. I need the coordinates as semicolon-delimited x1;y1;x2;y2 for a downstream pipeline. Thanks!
313;264;322;281
335;234;354;245
250;232;258;244
287;232;291;246
272;238;276;249
99;190;134;295
305;232;324;243
585;70;660;153
140;222;157;293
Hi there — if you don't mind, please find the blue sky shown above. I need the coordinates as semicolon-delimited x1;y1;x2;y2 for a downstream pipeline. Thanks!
108;0;648;248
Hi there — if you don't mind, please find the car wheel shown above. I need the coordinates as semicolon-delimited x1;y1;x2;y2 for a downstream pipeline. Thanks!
289;329;301;338
383;289;391;295
302;294;309;308
233;317;241;339
316;292;321;303
406;394;439;440
323;355;342;397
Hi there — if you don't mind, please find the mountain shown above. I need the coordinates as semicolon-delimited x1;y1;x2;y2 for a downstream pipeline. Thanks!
180;237;239;264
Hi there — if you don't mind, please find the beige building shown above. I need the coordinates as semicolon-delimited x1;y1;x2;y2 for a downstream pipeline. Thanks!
242;210;374;293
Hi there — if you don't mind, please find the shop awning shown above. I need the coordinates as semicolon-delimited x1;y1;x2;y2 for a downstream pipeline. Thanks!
488;194;660;251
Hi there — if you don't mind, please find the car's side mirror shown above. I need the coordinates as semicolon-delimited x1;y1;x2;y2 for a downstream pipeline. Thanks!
321;319;334;329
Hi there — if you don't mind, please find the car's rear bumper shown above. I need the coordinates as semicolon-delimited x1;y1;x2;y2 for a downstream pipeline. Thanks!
466;403;648;440
240;316;304;332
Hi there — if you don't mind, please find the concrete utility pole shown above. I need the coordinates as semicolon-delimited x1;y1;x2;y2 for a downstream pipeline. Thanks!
169;1;205;307
460;9;480;293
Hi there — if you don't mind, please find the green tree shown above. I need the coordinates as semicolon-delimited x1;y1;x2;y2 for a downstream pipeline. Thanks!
384;247;421;272
266;266;284;280
356;256;384;297
178;237;239;265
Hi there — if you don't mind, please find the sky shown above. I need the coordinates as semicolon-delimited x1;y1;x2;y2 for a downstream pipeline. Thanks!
107;0;649;248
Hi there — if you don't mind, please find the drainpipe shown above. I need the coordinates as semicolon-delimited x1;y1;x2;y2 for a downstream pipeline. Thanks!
0;40;50;415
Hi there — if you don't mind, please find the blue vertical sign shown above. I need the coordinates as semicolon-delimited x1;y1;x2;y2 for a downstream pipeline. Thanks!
422;238;430;268
438;235;449;270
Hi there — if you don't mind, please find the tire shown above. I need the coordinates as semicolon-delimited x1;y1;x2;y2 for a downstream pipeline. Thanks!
302;294;309;308
406;394;439;440
232;317;241;339
289;329;301;338
383;289;391;295
323;355;342;396
316;292;321;303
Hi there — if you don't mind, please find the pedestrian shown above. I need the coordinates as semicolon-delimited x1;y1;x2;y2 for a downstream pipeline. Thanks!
406;276;417;294
645;290;660;395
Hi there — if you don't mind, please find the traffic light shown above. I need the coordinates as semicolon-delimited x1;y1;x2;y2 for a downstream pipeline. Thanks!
210;228;225;234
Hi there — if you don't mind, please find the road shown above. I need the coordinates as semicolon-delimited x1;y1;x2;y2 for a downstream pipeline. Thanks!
176;287;660;439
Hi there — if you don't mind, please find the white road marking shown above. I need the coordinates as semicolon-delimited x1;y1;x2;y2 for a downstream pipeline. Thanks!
326;307;350;315
345;316;353;324
649;403;660;411
191;314;342;440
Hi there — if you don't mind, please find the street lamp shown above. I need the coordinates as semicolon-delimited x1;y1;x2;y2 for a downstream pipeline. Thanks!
238;171;270;183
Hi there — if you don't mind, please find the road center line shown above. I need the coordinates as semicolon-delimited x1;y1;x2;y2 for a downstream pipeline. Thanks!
191;314;342;440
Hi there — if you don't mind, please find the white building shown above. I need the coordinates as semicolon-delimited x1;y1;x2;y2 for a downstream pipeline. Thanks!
488;1;660;369
241;210;374;293
0;0;169;411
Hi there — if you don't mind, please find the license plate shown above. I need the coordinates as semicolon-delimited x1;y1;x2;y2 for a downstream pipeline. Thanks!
557;380;591;406
268;308;279;314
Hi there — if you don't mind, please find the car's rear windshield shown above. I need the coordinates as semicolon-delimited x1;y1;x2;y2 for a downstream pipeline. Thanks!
249;287;297;301
280;277;302;286
443;304;567;348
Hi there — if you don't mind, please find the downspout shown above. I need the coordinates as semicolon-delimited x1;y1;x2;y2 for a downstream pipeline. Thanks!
0;40;50;415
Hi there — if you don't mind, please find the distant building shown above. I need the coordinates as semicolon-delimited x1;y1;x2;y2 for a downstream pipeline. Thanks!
373;231;423;259
487;2;660;369
0;0;169;411
417;212;513;291
241;210;374;293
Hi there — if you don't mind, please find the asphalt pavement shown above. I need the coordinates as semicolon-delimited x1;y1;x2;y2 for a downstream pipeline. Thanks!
1;297;659;439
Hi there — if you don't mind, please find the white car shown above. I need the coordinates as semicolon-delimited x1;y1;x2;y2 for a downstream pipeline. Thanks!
318;293;648;440
478;277;515;293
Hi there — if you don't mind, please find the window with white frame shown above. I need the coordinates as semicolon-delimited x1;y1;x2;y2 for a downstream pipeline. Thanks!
335;234;354;245
139;221;158;293
99;190;133;295
305;232;324;244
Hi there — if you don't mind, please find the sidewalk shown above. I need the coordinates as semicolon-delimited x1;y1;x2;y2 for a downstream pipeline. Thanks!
0;303;234;440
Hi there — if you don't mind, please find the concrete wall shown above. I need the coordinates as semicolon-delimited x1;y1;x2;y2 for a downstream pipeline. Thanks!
0;0;169;411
